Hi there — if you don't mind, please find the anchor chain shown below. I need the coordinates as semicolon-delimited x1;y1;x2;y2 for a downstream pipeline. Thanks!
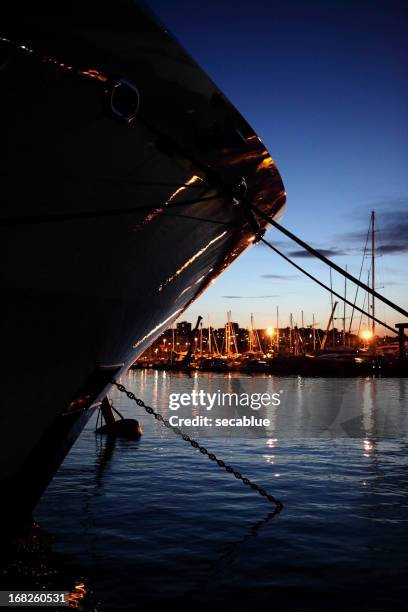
110;379;283;511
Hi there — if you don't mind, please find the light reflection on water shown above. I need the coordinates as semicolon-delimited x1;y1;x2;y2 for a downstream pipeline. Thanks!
31;372;408;610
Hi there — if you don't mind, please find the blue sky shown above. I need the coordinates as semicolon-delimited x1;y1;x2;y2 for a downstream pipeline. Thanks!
148;0;408;333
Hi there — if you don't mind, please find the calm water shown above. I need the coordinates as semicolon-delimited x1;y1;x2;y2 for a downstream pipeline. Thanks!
22;373;408;609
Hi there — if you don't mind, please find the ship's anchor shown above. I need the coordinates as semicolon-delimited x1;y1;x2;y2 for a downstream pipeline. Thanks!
110;378;283;512
95;397;142;439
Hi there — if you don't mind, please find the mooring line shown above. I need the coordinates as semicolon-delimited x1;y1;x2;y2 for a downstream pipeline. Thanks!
251;203;408;320
110;378;283;511
260;237;396;335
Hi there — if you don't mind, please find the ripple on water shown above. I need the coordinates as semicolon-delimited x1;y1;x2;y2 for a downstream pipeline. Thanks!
25;373;408;609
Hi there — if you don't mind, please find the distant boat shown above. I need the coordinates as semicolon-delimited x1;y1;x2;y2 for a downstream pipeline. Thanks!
0;0;286;526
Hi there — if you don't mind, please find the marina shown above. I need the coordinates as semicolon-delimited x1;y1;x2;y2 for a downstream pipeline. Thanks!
133;315;407;377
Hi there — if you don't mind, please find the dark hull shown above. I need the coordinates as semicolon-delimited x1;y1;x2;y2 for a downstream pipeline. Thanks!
0;1;286;524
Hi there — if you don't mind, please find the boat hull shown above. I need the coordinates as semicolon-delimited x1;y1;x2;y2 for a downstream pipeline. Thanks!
0;0;286;525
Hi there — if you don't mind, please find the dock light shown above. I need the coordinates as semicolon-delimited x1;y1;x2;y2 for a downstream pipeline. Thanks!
266;326;274;337
360;329;373;341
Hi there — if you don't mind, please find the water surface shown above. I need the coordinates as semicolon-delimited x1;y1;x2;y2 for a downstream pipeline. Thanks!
33;372;408;610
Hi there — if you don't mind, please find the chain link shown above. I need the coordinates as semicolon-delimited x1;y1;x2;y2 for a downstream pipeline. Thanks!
111;379;283;511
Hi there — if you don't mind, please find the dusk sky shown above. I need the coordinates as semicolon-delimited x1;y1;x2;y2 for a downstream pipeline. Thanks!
149;0;408;333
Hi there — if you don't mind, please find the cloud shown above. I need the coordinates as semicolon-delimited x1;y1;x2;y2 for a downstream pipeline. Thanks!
288;248;346;258
260;274;301;280
377;211;408;253
221;295;279;299
347;197;407;224
377;243;408;255
370;196;408;211
339;209;408;255
384;280;404;286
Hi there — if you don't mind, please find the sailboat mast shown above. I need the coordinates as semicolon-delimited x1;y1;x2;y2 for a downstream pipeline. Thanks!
290;313;293;354
171;325;175;364
330;268;334;348
312;313;316;352
224;312;229;356
371;210;375;339
344;265;347;347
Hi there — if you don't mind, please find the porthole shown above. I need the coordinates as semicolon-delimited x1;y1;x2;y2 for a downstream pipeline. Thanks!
105;77;140;123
